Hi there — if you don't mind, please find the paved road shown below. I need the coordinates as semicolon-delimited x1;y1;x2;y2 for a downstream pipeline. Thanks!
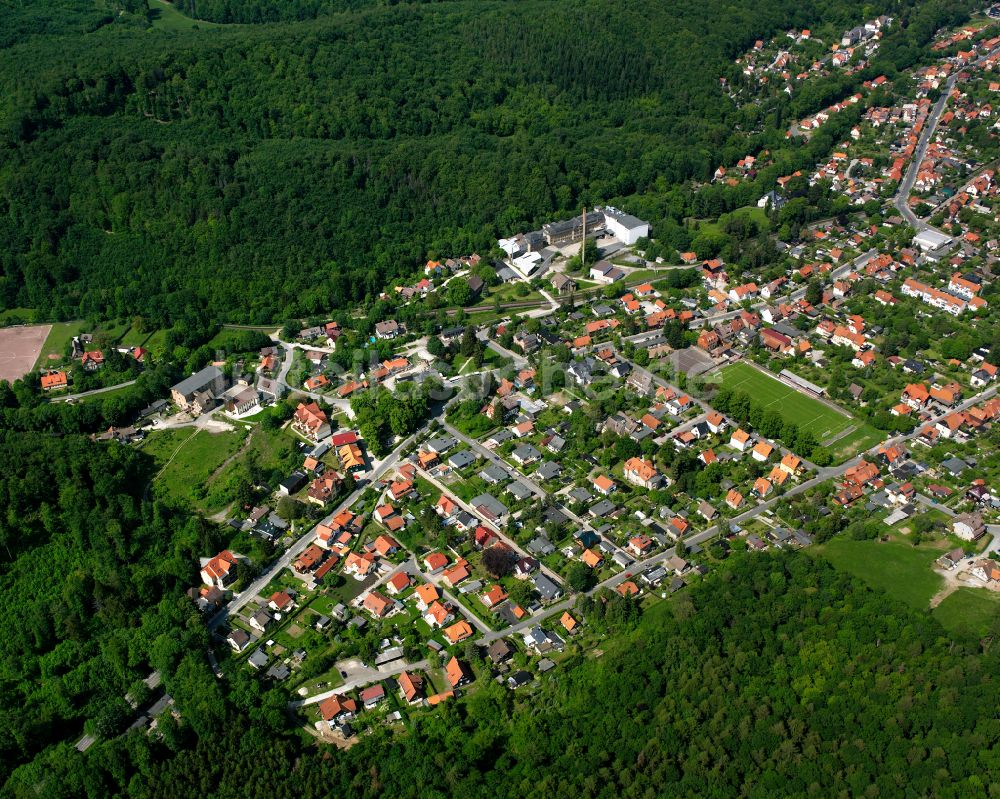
295;657;430;708
677;248;877;332
416;466;565;588
441;419;631;563
52;379;137;402
894;45;1000;231
893;75;957;230
283;378;1000;707
272;340;356;419
471;382;1000;644
208;430;418;631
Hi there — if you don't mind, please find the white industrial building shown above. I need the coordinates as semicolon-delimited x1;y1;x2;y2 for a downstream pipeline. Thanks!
912;228;952;252
602;207;650;245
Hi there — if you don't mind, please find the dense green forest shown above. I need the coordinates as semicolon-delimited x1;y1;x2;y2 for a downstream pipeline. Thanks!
3;0;999;796
5;548;999;797
0;0;973;326
0;431;219;789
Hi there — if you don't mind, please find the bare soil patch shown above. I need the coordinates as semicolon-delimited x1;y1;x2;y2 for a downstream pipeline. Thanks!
0;325;51;383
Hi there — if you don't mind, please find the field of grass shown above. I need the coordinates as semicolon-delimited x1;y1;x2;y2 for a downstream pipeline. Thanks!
200;425;300;512
149;0;221;31
32;321;86;369
119;323;167;350
0;308;36;324
827;423;887;461
692;205;770;239
475;282;544;307
141;427;248;507
815;536;945;611
932;588;1000;637
716;362;854;441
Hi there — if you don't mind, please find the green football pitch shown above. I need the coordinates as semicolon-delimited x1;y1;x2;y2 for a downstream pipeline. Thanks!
716;362;854;440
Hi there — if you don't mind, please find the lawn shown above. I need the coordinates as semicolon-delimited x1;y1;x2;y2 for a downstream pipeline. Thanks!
119;323;167;350
475;282;543;307
141;427;249;508
827;423;887;462
32;320;86;369
814;536;945;611
691;205;770;239
932;588;1000;637
716;362;855;441
149;0;221;30
0;308;35;324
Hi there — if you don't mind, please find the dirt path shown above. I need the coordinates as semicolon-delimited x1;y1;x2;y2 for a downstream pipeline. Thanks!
929;581;959;608
822;424;858;448
208;427;255;483
208;503;233;523
144;428;198;500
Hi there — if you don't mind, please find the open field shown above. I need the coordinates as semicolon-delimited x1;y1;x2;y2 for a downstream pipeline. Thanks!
827;423;887;461
149;0;221;31
814;536;945;611
0;308;35;324
932;588;1000;637
0;325;51;383
200;425;300;512
474;283;544;307
141;428;248;507
32;321;86;369
716;362;854;440
690;205;770;238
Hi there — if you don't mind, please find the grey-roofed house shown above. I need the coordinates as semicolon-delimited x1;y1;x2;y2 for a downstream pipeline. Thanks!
613;551;633;568
471;493;509;522
486;429;514;447
528;536;555;556
532;573;563;601
455;511;478;530
512;444;541;465
507;670;533;689
314;615;331;631
567;358;595;386
523;626;551;653
426;436;457;454
266;662;290;681
479;463;509;484
249;609;272;633
536;461;562;481
941;456;969;476
545;435;566;453
544;506;568;525
448;450;477;470
589;499;616;518
487;639;513;664
227;629;251;652
506;481;533;501
641;566;667;586
171;365;227;412
770;527;792;545
278;471;308;496
568;487;591;503
550;272;578;294
248;649;269;670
